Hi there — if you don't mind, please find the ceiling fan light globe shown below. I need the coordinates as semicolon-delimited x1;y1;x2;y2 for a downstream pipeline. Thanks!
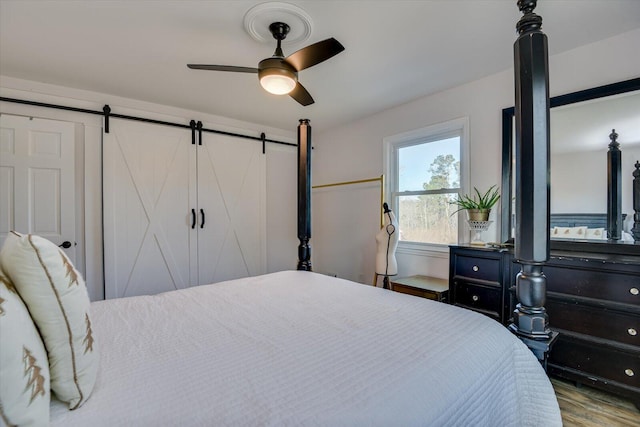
260;73;296;95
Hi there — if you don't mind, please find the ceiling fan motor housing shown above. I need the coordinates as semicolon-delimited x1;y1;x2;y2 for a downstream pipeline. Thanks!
258;57;298;81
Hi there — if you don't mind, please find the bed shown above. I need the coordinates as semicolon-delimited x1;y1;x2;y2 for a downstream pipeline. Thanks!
549;213;632;241
43;270;559;426
1;233;562;426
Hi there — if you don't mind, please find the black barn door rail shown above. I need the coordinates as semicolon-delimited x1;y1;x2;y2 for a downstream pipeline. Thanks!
0;97;296;147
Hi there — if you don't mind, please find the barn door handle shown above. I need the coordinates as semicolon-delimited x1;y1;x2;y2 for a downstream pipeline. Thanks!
200;209;205;229
191;209;196;229
58;241;75;249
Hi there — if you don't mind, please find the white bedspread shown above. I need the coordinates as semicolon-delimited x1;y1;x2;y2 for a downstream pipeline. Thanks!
50;271;561;426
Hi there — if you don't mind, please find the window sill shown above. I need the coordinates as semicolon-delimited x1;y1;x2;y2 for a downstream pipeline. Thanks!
396;242;450;258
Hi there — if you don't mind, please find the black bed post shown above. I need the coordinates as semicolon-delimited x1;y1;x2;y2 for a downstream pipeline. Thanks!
633;161;640;242
607;129;622;240
297;119;312;271
508;0;558;367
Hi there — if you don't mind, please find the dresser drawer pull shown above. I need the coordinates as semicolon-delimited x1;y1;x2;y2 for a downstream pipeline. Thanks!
629;328;637;336
631;287;639;296
472;265;479;272
625;369;635;377
472;295;479;302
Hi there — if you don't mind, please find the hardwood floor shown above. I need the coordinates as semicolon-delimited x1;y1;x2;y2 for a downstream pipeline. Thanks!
551;377;640;426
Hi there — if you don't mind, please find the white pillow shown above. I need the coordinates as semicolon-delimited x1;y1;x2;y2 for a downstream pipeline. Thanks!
551;226;588;239
585;227;606;240
0;269;50;426
0;232;98;410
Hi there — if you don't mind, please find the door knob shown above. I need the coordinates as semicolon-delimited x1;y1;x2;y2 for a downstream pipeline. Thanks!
58;241;75;249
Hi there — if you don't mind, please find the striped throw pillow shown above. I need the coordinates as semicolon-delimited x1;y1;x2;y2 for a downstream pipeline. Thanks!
0;269;50;425
0;231;98;409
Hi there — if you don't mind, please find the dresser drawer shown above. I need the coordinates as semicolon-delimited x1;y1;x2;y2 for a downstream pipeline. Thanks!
545;263;640;305
452;280;502;320
547;299;639;347
549;336;640;389
453;255;501;283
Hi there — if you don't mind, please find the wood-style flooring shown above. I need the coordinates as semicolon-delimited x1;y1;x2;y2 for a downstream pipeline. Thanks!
551;377;640;426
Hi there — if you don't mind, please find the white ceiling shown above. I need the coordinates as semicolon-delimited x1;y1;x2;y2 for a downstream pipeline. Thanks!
1;1;640;133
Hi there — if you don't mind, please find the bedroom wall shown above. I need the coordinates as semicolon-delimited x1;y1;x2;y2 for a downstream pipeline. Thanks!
313;28;640;284
0;77;298;300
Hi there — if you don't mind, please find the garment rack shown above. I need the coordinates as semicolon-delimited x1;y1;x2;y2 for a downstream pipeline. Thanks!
313;175;385;228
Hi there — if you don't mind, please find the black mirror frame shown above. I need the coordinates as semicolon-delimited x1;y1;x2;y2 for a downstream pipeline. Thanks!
501;76;640;253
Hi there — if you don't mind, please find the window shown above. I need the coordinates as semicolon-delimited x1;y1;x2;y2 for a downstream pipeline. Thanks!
384;118;469;251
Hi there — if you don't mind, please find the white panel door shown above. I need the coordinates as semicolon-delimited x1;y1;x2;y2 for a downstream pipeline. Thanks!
197;133;266;285
103;120;195;298
0;114;76;261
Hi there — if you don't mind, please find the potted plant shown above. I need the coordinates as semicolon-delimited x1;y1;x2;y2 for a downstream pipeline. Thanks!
450;185;500;221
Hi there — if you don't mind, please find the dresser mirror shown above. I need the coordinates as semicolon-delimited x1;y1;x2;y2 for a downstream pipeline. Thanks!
500;77;640;254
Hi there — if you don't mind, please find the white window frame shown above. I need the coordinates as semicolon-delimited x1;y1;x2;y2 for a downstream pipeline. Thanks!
383;117;470;254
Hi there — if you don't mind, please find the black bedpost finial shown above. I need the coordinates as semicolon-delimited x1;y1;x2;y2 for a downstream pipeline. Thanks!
609;129;620;149
516;0;542;35
632;161;640;242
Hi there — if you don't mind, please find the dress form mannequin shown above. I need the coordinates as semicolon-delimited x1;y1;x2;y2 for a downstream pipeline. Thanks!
375;203;399;289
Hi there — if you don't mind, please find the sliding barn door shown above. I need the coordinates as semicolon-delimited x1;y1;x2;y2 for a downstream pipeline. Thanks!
197;133;266;285
103;119;267;298
103;120;195;298
0;114;77;262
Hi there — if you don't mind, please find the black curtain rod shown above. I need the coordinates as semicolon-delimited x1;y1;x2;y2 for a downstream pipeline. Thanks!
0;96;296;147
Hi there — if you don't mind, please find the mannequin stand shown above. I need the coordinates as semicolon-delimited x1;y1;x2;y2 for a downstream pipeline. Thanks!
373;273;392;289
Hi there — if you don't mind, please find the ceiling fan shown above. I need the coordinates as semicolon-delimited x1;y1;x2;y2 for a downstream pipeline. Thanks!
187;22;344;106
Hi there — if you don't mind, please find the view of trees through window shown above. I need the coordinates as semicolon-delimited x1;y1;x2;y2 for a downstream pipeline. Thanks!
396;137;460;245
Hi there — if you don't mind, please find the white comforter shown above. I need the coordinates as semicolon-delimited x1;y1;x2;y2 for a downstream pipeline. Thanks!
50;271;561;426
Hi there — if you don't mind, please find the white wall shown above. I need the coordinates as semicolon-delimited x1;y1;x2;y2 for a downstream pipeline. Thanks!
0;77;297;300
312;28;640;284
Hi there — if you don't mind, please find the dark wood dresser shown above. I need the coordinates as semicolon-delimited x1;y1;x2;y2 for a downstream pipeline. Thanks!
449;245;640;407
541;250;640;407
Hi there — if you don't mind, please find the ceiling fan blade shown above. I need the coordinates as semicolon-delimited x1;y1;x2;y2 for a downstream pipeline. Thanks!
289;82;314;106
285;38;345;71
187;64;258;73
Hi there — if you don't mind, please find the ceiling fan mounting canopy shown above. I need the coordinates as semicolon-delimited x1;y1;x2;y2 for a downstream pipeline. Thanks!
269;22;290;42
187;21;345;106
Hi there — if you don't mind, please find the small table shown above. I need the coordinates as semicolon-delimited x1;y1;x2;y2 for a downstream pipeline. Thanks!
390;275;449;302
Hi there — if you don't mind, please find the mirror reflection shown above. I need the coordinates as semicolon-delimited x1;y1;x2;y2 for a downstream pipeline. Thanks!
501;78;640;248
550;90;639;237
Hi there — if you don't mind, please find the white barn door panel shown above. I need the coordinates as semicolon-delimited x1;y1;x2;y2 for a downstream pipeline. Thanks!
197;133;265;285
103;120;195;298
0;114;76;262
104;119;266;298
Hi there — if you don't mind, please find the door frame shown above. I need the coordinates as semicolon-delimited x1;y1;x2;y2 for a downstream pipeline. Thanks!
0;101;104;301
